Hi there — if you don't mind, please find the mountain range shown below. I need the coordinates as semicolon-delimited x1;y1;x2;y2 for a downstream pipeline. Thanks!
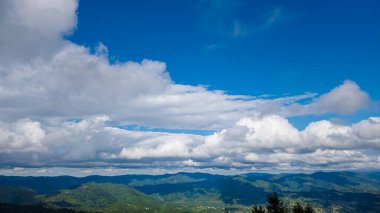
1;171;380;212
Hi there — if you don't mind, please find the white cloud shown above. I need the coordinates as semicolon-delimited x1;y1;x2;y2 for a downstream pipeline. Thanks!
1;40;363;130
352;117;380;140
311;80;371;114
193;115;380;170
0;115;380;172
0;45;371;130
203;115;380;155
279;80;371;117
0;0;77;64
182;159;201;167
0;118;46;153
116;132;201;160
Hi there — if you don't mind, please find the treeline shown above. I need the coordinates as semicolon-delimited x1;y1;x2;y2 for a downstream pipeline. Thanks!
251;192;314;213
0;202;83;213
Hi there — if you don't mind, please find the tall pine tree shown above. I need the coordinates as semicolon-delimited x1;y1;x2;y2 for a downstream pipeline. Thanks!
252;205;266;213
266;192;285;213
304;203;314;213
292;202;304;213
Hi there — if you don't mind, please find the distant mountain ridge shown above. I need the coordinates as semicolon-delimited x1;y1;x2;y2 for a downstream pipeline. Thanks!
0;172;223;194
1;171;380;212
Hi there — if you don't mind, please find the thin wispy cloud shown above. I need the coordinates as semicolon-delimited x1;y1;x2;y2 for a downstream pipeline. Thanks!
195;0;244;38
258;7;286;31
194;0;290;51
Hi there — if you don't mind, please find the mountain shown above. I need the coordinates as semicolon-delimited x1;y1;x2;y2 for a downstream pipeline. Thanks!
0;185;39;204
43;182;178;213
0;172;222;195
0;176;87;194
1;171;380;212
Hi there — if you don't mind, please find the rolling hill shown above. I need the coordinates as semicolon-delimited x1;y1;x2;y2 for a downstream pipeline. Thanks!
43;182;178;213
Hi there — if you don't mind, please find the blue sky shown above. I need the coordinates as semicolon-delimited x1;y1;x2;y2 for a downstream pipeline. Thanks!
71;0;380;97
68;0;380;130
0;0;380;175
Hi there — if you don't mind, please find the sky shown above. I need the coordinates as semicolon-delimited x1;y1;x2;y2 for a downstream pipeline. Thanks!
0;0;379;176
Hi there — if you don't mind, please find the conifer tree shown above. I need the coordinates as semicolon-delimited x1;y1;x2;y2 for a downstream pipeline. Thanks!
304;203;314;213
266;192;285;213
292;202;304;213
252;205;266;213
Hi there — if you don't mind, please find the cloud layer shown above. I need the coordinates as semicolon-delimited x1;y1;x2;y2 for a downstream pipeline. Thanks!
0;0;379;174
1;115;380;172
0;43;371;130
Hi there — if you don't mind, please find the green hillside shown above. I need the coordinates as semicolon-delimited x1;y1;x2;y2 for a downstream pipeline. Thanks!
0;185;39;204
43;182;178;213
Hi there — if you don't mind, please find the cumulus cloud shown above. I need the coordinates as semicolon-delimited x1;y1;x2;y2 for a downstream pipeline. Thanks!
279;80;371;117
0;44;371;129
1;115;380;172
352;117;380;140
0;0;378;173
311;80;371;114
209;115;380;155
199;115;380;171
0;44;259;129
0;119;46;153
0;0;77;64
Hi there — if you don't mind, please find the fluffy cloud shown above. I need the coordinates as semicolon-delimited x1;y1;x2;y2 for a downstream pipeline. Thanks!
311;80;371;114
1;115;380;172
0;43;259;129
0;42;371;130
0;119;46;153
0;0;77;64
202;115;380;170
279;80;371;117
353;117;380;140
0;0;379;173
204;115;380;155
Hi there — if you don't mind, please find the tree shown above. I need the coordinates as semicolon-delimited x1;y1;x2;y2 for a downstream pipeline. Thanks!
266;192;285;213
304;204;314;213
292;202;304;213
252;205;266;213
